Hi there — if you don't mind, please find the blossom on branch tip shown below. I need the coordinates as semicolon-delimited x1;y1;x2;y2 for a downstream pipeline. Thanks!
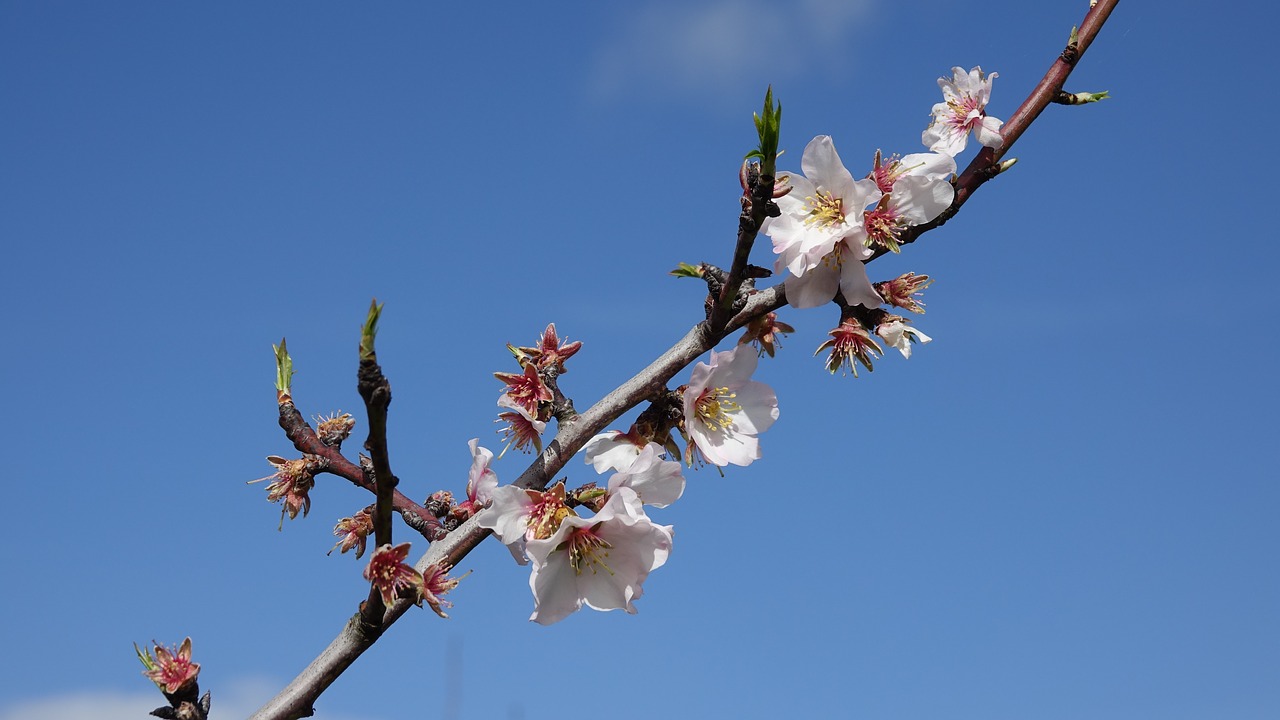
816;319;882;376
875;272;934;314
761;135;884;309
923;66;1004;156
139;637;200;695
364;542;425;607
515;323;583;374
682;345;779;467
739;311;795;357
876;320;932;359
495;364;552;417
329;510;374;558
314;411;355;446
526;487;673;625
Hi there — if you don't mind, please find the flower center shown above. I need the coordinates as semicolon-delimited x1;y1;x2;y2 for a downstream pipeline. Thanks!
804;190;846;229
567;527;614;576
527;491;572;540
947;96;983;129
864;205;906;253
694;387;740;432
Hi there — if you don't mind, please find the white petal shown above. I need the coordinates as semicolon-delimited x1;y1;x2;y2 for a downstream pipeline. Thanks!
784;266;839;309
838;258;883;309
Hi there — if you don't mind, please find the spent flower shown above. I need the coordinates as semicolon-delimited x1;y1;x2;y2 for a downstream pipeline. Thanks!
876;319;933;359
816;318;882;376
329;509;374;558
364;542;425;607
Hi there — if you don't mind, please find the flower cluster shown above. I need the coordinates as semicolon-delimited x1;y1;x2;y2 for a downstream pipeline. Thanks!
478;434;685;625
494;324;580;456
364;542;464;618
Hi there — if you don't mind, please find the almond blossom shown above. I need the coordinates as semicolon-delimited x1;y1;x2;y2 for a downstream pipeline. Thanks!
682;345;779;467
761;135;884;309
864;151;956;253
922;66;1004;156
526;486;673;625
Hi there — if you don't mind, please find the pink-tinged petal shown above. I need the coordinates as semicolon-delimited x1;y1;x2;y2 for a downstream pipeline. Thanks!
976;116;1005;148
708;344;758;389
465;438;498;505
696;427;761;467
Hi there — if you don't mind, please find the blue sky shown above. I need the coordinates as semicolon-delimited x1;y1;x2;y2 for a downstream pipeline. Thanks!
2;2;1277;719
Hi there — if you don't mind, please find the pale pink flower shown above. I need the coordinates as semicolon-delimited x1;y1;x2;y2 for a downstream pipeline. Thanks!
762;135;884;309
526;487;673;625
922;66;1004;156
682;345;779;467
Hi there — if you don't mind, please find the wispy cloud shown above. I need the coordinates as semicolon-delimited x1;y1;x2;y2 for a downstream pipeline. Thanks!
590;0;873;103
0;678;378;720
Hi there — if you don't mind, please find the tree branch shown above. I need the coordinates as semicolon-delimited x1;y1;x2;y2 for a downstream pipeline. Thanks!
249;3;1118;716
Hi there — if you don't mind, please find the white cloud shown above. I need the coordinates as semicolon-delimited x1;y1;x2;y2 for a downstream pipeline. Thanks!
590;0;873;103
0;678;380;720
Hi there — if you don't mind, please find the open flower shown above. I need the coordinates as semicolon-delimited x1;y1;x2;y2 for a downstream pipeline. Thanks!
364;542;425;607
140;638;200;695
922;66;1004;156
762;135;884;309
477;483;572;564
682;345;779;467
863;151;955;253
525;487;674;625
